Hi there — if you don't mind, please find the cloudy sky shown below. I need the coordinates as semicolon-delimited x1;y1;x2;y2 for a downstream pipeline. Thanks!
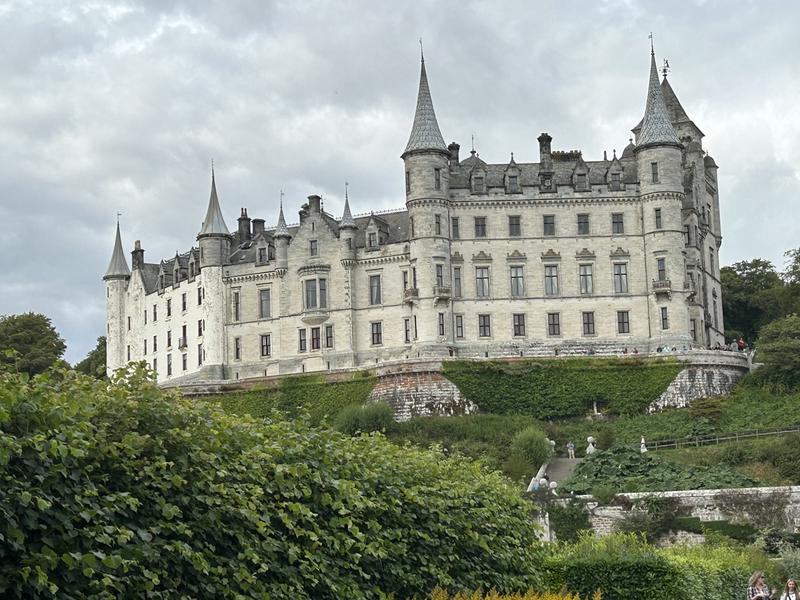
1;0;798;364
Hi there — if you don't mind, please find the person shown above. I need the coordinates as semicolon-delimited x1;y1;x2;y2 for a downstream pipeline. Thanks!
747;571;774;599
738;337;747;352
566;440;575;459
585;437;597;455
781;579;798;600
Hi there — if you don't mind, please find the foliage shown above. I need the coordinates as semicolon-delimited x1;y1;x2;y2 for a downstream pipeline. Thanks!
715;489;790;529
0;312;66;376
442;358;682;419
721;258;787;343
510;427;553;473
589;484;617;505
755;314;800;390
548;501;591;543
614;496;688;543
334;401;395;435
211;372;376;424
74;336;107;380
0;365;547;599
427;589;601;600
561;447;757;494
779;545;800;580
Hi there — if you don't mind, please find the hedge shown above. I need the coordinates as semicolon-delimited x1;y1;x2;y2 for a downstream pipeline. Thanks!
0;365;545;599
427;590;601;599
442;358;682;418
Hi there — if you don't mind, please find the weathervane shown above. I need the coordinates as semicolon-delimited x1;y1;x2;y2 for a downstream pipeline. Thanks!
662;58;670;78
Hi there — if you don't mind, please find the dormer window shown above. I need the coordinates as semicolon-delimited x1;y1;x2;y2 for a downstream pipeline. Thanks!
610;172;621;191
258;247;268;263
507;175;519;193
309;240;318;256
159;274;165;289
473;176;485;194
368;232;377;248
576;173;587;191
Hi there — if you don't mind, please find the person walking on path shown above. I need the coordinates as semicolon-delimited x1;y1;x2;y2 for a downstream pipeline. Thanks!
566;440;575;459
747;571;774;599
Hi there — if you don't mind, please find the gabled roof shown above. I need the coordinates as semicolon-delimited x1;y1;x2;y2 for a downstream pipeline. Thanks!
403;55;447;155
103;221;131;280
198;169;230;238
636;52;681;149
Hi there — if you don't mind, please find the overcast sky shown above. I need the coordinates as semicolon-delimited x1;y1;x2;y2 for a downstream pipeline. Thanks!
1;0;798;364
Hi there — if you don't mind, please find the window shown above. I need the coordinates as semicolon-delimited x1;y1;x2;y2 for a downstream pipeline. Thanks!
544;265;559;296
613;263;629;293
543;215;555;236
510;266;524;297
617;311;630;334
166;299;172;317
708;248;715;274
198;344;203;365
576;173;587;190
153;358;157;372
478;314;491;337
153;305;157;322
167;354;172;376
298;329;307;352
513;314;526;337
306;279;318;308
311;327;321;350
182;293;187;312
577;214;590;235
127;316;131;331
436;264;444;287
435;214;442;235
507;175;519;192
233;291;240;321
153;335;158;353
508;215;521;237
319;279;327;308
258;247;267;263
547;313;561;336
474;216;487;237
684;225;692;246
451;217;460;239
127;345;131;361
371;322;382;345
368;232;377;248
181;325;187;348
305;279;327;309
259;289;271;319
405;171;410;193
325;325;334;348
610;172;621;191
438;313;445;336
197;287;202;306
369;274;382;305
167;330;172;348
657;258;667;281
713;298;719;329
404;318;411;343
434;168;441;191
413;315;418;339
144;310;147;325
309;240;318;256
455;315;464;339
197;319;203;337
651;162;659;183
654;208;662;229
475;266;490;297
582;312;595;336
612;213;624;234
453;267;462;297
412;267;417;288
660;307;669;330
234;337;241;360
182;353;187;371
576;265;591;296
473;176;485;193
402;270;409;290
690;319;697;341
143;339;147;355
410;216;415;237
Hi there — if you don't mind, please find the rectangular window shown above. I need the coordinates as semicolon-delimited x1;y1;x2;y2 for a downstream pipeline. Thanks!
311;327;321;350
127;316;131;331
167;354;172;376
438;313;445;336
475;266;490;297
325;325;334;348
617;311;630;334
507;175;519;192
513;313;526;337
434;168;441;191
453;267;462;297
690;319;697;341
612;213;624;234
436;264;444;286
610;172;621;191
657;258;667;281
144;310;147;325
684;225;692;246
404;318;411;343
167;330;172;348
153;335;158;353
478;314;491;337
319;278;327;308
405;171;410;193
577;213;590;235
547;313;561;336
369;274;382;305
655;208;662;229
451;217;460;239
181;325;187;348
371;322;382;345
402;270;409;290
414;315;418;339
576;173;587;190
153;358;157;372
543;215;555;236
198;344;203;365
544;265;559;296
258;247;267;263
455;315;464;339
234;337;241;360
182;353;187;371
435;214;442;235
144;339;147;355
709;248;715;273
474;216;487;237
510;266;524;297
153;304;157;322
197;319;203;337
651;162;659;183
410;217;415;238
473;176;485;193
368;232;377;248
412;267;417;289
298;329;307;352
166;299;172;317
233;291;240;321
613;263;629;293
508;215;521;237
127;345;131;361
582;312;595;336
579;264;593;295
305;279;317;309
660;307;669;330
259;289;271;319
197;287;202;306
713;298;719;329
182;293;187;312
309;240;318;256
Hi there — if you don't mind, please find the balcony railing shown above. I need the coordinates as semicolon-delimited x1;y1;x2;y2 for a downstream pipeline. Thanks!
403;288;419;302
178;337;188;349
433;285;452;297
651;279;672;292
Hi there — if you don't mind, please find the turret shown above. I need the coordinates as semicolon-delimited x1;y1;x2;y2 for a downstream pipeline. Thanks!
339;184;357;260
273;201;291;270
103;221;130;376
197;167;231;268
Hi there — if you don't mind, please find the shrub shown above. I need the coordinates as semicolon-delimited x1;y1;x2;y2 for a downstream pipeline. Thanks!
548;501;591;543
0;365;545;599
427;589;601;599
590;483;617;505
511;427;553;472
333;401;395;435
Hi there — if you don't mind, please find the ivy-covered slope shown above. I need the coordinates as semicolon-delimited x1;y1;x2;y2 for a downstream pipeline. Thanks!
443;358;683;418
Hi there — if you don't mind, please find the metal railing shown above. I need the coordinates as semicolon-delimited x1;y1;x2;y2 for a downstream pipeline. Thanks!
646;425;800;451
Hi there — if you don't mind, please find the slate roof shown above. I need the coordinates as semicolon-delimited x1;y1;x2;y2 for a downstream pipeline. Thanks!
198;170;231;237
403;57;447;155
103;222;131;279
636;52;681;148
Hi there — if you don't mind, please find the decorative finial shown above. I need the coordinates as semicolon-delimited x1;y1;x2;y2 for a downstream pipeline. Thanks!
510;151;514;160
419;38;424;62
629;137;633;144
116;211;122;224
279;189;284;208
345;181;349;201
649;32;654;55
211;158;215;176
661;58;670;79
613;149;617;158
471;134;475;152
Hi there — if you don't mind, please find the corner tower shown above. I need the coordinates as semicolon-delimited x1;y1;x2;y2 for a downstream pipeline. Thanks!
103;220;131;376
402;47;453;357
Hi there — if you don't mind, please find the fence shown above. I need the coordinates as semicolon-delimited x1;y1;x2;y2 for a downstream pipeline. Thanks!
646;425;800;451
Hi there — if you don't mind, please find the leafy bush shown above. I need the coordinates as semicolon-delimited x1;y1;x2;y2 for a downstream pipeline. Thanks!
427;589;601;600
511;427;553;472
590;483;617;505
0;365;546;599
443;358;682;419
548;501;591;543
755;314;800;390
333;401;394;435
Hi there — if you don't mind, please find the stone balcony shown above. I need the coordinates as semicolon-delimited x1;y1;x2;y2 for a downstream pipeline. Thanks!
403;288;419;303
301;308;330;325
433;285;452;304
651;279;672;294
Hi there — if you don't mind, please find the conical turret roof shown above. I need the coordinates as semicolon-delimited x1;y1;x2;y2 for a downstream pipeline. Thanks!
198;168;230;238
340;188;356;229
274;203;291;238
403;54;447;156
636;51;681;149
103;221;131;280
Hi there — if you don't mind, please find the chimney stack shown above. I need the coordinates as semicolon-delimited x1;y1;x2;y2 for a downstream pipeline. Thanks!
307;195;322;213
538;133;552;170
251;218;265;238
448;142;460;167
238;208;251;242
131;240;144;270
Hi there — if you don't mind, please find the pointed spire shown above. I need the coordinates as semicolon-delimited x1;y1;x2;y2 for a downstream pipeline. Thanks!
636;46;681;149
274;196;291;238
103;220;131;280
660;76;691;124
340;182;356;229
198;165;230;238
403;48;447;156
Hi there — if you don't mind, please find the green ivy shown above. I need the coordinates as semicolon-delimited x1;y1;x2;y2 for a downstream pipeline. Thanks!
442;358;682;418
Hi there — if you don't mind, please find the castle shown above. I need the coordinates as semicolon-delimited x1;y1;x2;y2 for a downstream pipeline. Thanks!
104;47;725;383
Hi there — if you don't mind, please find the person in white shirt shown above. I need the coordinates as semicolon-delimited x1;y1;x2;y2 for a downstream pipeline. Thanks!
781;579;798;600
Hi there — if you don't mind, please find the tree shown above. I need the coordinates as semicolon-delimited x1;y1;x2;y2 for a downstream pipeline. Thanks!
0;312;66;376
783;247;800;286
75;336;107;379
757;314;800;389
721;259;785;342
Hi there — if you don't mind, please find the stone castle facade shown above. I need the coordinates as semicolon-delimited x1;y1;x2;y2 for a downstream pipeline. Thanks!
104;48;725;383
